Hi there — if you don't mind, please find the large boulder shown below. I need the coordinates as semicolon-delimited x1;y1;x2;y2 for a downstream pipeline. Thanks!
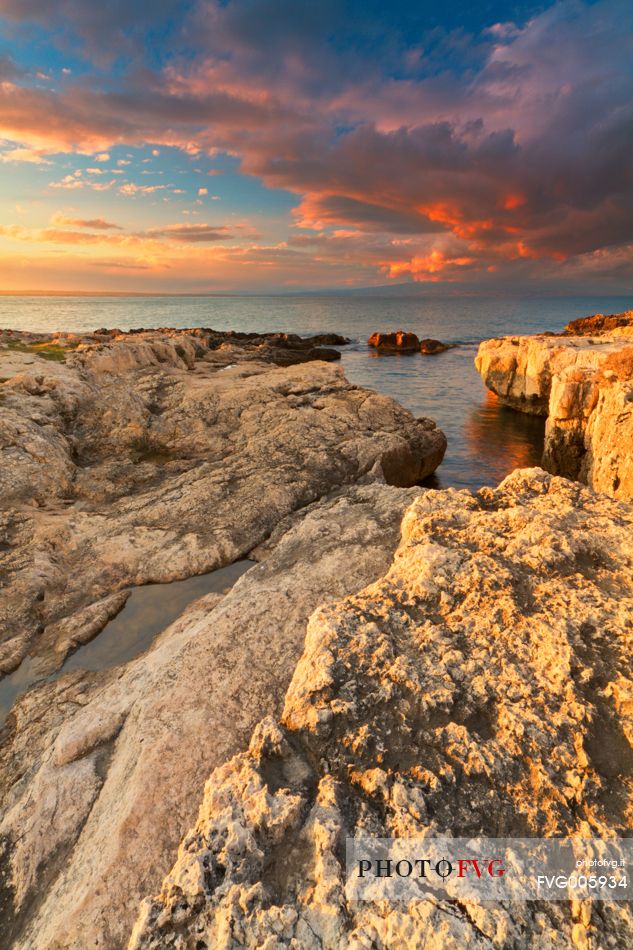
130;469;633;949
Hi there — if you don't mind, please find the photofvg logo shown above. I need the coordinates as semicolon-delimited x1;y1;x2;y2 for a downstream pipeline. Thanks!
345;838;632;903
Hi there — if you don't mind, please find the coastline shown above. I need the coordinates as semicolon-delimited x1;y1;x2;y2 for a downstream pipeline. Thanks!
1;316;632;947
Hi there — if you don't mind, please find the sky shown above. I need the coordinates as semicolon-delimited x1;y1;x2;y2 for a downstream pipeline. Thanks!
0;0;632;293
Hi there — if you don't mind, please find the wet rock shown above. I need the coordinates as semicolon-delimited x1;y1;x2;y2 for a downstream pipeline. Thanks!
0;329;446;675
0;482;420;949
130;469;633;949
475;325;633;499
368;330;420;352
419;338;458;355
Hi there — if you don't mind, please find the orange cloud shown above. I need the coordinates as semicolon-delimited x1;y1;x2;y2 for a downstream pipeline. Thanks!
385;248;475;281
502;192;527;210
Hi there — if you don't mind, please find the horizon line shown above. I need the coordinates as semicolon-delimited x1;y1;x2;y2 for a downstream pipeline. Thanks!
1;289;632;300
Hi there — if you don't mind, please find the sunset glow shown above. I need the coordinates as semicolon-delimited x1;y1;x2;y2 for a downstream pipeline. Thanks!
0;0;631;292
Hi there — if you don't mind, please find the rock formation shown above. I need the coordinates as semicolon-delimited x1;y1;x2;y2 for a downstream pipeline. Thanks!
563;310;633;336
130;469;633;949
0;328;446;677
419;338;458;355
0;327;447;948
368;332;458;356
368;330;420;352
475;314;633;499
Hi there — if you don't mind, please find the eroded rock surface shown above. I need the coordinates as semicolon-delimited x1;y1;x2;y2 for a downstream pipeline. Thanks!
563;310;633;337
131;469;633;950
0;482;421;949
0;328;445;676
475;317;633;498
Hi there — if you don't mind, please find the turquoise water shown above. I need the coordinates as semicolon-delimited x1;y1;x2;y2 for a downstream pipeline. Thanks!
2;294;631;490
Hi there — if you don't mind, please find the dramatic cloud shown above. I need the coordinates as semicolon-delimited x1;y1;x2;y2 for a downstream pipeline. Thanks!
0;0;632;288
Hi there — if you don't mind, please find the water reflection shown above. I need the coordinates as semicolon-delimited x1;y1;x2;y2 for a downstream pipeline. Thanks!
341;342;545;492
464;391;545;485
0;559;254;726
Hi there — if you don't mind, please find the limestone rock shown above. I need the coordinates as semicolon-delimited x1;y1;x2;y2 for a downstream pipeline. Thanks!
475;329;633;499
368;330;420;352
0;329;445;675
563;310;633;336
130;469;633;950
0;482;421;949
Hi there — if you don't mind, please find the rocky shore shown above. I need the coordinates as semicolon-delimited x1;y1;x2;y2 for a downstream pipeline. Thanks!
1;322;632;949
0;328;445;679
130;469;633;949
0;328;445;948
475;311;633;499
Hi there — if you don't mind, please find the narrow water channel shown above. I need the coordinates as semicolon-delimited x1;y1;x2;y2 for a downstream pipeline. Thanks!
0;559;254;726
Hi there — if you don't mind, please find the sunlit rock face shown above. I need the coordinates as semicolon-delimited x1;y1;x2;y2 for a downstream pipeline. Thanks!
368;330;420;352
0;328;446;676
0;327;446;949
475;316;633;499
130;469;633;949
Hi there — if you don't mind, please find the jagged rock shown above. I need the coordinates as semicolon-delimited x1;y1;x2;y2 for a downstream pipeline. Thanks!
130;469;633;950
0;329;445;676
0;482;420;949
368;330;420;352
563;310;633;336
419;338;458;355
475;327;633;499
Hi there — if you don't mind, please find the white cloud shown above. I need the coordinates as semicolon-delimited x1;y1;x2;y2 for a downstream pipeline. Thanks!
0;147;52;164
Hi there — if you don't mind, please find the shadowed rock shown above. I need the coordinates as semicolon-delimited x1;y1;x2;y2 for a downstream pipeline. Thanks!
419;338;458;355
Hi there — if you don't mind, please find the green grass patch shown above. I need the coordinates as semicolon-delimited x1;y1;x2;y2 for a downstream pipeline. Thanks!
5;340;68;362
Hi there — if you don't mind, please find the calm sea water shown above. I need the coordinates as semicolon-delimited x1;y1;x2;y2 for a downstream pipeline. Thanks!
2;294;631;490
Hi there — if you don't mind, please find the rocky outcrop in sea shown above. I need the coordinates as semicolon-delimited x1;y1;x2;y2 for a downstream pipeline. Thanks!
475;311;633;498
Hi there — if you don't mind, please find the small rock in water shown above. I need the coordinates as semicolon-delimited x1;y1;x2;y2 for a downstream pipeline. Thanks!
419;337;458;354
368;329;420;352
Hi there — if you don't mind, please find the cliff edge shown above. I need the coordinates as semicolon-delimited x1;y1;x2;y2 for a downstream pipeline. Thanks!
475;312;633;498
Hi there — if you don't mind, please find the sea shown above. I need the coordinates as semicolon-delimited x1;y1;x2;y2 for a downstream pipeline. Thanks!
2;294;631;491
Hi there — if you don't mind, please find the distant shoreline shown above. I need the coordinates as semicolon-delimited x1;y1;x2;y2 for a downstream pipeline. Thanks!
1;289;632;299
